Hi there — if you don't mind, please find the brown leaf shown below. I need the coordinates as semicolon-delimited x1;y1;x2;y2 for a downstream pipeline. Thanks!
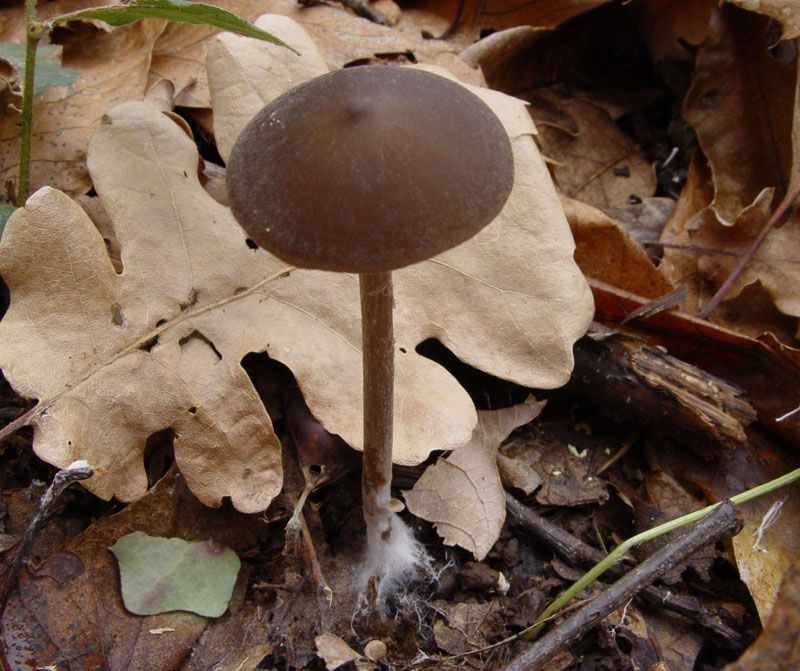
682;3;794;226
562;194;674;299
402;0;611;42
1;468;262;671
534;93;657;209
0;20;165;196
404;398;545;560
722;555;800;670
498;421;610;507
727;0;800;40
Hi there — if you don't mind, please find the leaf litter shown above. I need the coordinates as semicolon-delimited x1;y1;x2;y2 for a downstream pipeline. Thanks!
1;0;800;669
0;15;592;512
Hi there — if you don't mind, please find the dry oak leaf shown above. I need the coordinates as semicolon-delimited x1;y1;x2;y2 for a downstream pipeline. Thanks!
0;24;592;512
682;3;794;227
0;105;284;513
405;397;546;560
207;16;593;454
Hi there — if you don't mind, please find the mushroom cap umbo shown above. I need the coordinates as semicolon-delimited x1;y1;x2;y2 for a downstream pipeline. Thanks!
226;65;514;273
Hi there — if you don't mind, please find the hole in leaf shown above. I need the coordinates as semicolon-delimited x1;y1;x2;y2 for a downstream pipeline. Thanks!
139;335;159;352
143;427;175;488
174;106;224;165
178;330;222;361
0;275;9;321
155;319;167;327
245;238;258;250
188;406;197;414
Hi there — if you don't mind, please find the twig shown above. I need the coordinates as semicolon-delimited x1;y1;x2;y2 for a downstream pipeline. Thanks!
505;493;743;648
523;466;800;641
0;461;94;615
697;180;800;319
501;501;742;671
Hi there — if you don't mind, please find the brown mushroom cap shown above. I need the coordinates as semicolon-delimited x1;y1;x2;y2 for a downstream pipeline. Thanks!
226;65;514;273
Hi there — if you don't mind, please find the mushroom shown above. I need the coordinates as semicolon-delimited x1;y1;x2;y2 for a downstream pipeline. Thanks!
226;65;514;593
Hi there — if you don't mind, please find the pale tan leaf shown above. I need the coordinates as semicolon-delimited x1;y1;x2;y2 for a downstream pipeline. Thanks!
206;14;329;160
404;397;545;560
250;1;483;84
314;633;362;671
0;105;284;513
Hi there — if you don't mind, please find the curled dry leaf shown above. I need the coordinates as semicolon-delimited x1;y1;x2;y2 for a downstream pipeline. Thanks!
314;633;361;671
682;3;794;227
0;16;592;512
404;397;546;560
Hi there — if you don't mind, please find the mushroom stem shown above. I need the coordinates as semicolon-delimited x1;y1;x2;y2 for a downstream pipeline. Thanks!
359;270;395;557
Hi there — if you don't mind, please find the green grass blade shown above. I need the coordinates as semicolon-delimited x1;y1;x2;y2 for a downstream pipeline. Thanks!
49;0;298;53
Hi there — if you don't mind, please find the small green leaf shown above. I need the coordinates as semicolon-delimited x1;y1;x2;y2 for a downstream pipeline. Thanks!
109;531;241;617
0;204;15;239
50;0;297;53
0;43;79;96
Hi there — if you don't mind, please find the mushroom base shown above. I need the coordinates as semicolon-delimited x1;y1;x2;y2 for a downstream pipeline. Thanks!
360;511;430;606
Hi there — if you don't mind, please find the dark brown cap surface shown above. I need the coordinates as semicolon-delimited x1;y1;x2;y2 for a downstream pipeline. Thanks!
226;66;514;273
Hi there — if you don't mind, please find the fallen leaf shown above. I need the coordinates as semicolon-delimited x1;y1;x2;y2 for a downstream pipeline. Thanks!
0;19;592;512
206;13;330;161
498;421;610;507
727;0;800;40
722;555;800;670
0;19;166;196
110;532;240;617
534;92;657;209
682;3;794;226
432;600;496;655
561;194;674;299
404;397;545;560
1;552;205;671
0;467;260;671
403;0;610;43
660;152;800;337
315;633;362;671
252;0;484;82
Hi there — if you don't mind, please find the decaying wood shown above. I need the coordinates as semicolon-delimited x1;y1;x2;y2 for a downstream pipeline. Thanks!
567;324;757;451
505;493;743;649
503;501;743;671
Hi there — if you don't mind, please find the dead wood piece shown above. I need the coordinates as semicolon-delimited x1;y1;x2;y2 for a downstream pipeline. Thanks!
505;493;743;649
502;501;742;671
570;325;757;450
